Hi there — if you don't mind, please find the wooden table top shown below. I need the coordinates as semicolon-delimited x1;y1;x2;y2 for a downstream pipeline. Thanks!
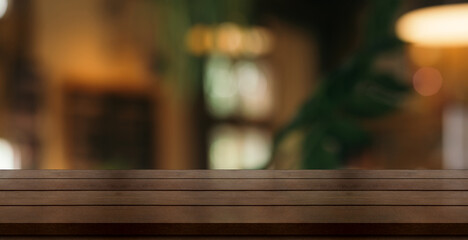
1;170;468;239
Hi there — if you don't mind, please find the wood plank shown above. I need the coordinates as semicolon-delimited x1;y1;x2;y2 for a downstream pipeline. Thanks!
1;191;468;206
1;178;467;190
1;170;468;179
1;223;468;236
3;237;468;239
1;206;468;223
1;170;468;236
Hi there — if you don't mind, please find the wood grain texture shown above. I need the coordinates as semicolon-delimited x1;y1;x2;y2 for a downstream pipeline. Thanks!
2;206;468;223
4;237;468;240
1;223;468;235
0;170;467;237
1;178;468;190
0;191;467;206
1;170;467;179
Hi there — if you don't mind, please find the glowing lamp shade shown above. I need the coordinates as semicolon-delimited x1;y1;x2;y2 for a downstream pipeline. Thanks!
396;3;468;47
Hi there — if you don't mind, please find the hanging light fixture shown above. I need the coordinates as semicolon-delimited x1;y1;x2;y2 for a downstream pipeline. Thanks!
396;3;468;47
396;3;468;169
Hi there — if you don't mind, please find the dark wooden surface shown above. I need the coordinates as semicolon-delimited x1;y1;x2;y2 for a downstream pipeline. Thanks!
1;170;468;239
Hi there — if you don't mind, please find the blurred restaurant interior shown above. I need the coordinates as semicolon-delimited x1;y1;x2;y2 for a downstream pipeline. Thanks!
1;0;468;170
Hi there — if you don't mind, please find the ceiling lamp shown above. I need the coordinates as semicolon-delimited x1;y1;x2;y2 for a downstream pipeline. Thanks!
396;3;468;47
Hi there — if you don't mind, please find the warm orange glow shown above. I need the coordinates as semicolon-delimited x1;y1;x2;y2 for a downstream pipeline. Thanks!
243;27;273;56
216;23;243;56
396;3;468;47
408;45;441;67
185;24;212;56
413;67;443;96
186;23;273;57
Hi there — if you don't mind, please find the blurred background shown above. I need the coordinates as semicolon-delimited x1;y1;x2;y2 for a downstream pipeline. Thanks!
0;0;468;170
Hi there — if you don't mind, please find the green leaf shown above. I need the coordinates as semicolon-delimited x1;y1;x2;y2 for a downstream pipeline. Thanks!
301;128;341;169
344;73;409;117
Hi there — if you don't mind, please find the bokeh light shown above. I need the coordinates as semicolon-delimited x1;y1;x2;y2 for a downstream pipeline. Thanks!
413;67;443;96
0;139;18;169
204;54;239;118
241;128;271;169
396;3;468;47
216;23;243;56
186;23;273;57
243;27;274;56
185;24;212;56
209;125;241;169
209;125;271;169
0;0;8;19
235;61;272;119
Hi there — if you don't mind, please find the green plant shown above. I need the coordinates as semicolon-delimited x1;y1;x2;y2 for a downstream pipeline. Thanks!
272;0;409;169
